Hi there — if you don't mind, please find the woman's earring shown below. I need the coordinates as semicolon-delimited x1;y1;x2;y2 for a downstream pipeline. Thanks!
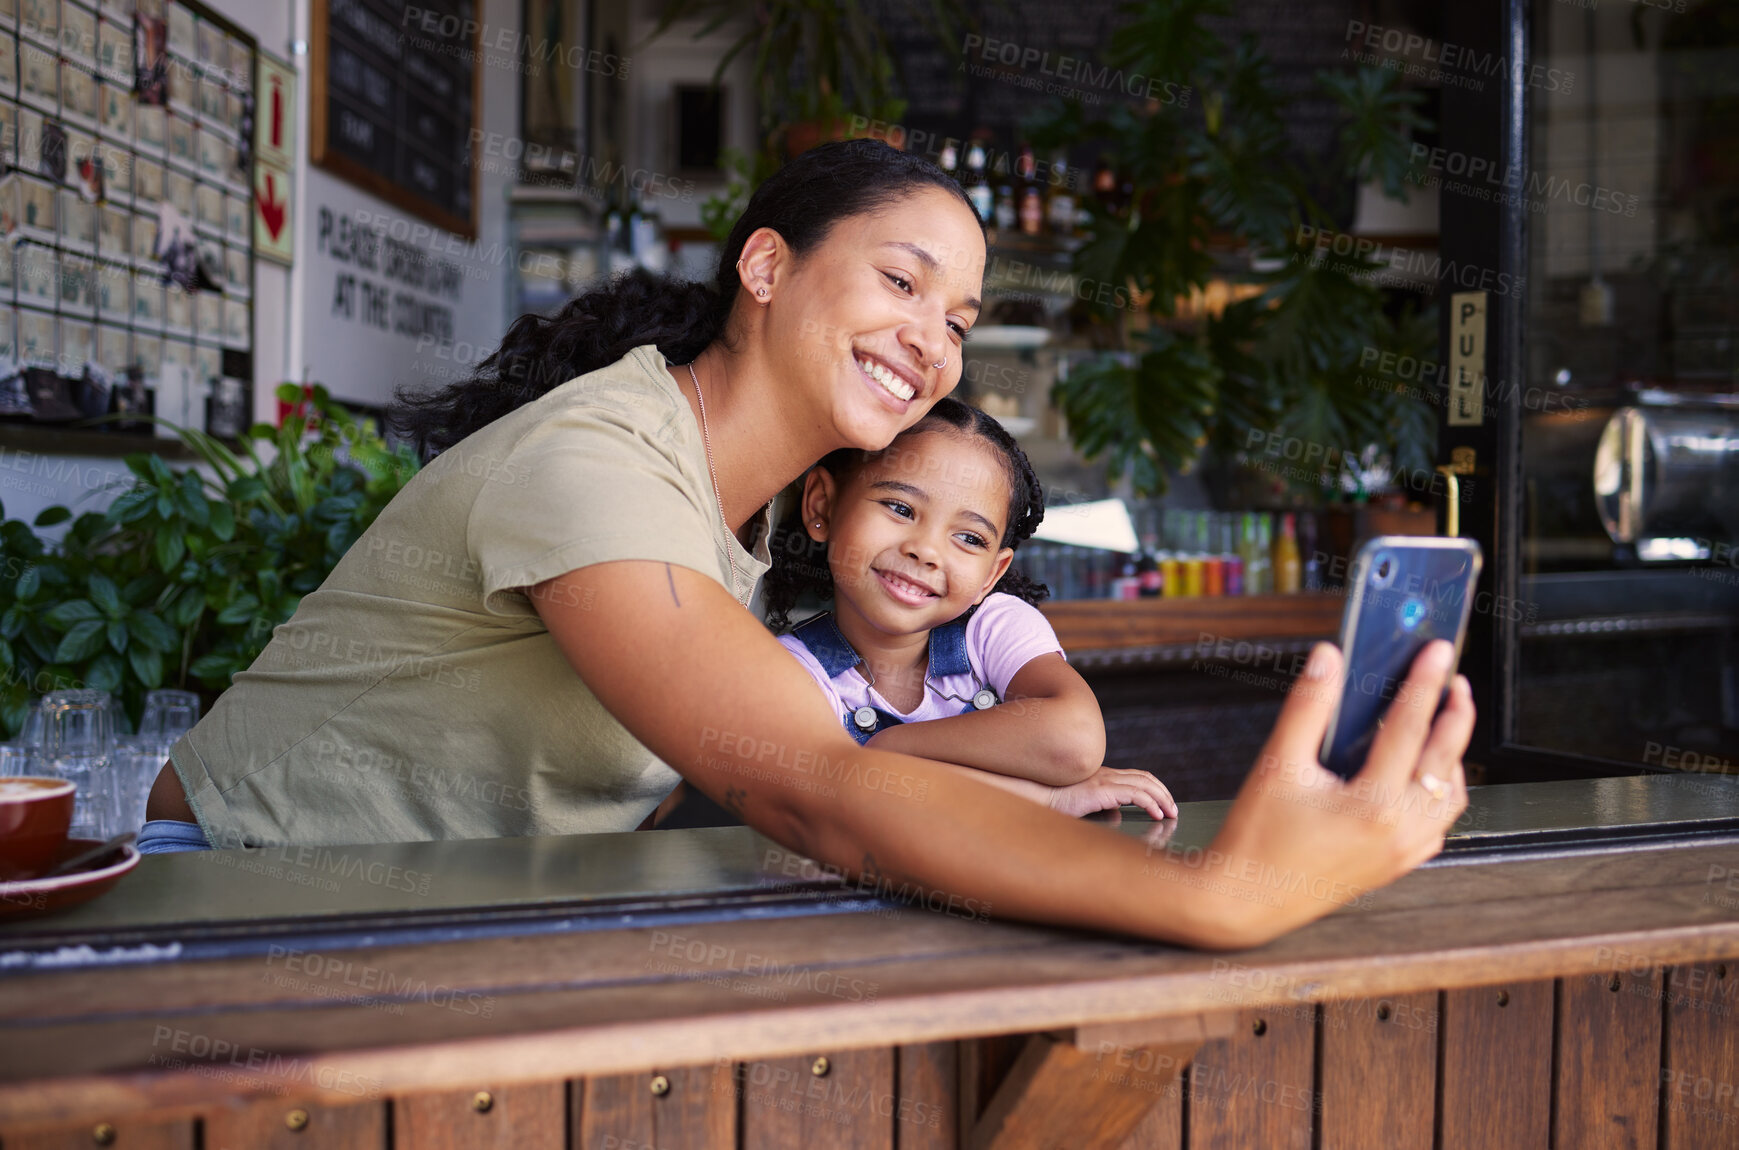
757;287;769;300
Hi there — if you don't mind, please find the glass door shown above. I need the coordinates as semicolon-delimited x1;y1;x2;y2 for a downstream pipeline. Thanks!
1447;0;1739;780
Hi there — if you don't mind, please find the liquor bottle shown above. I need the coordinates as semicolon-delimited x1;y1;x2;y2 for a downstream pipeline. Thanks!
1016;141;1043;237
1273;512;1302;594
1300;512;1323;591
938;139;959;180
1047;151;1077;237
1092;154;1122;216
993;182;1017;232
963;138;994;224
1136;530;1161;598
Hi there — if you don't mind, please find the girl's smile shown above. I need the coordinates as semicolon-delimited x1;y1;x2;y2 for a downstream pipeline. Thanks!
807;430;1016;651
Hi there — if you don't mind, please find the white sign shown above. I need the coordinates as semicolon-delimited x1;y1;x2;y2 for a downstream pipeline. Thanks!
300;169;507;409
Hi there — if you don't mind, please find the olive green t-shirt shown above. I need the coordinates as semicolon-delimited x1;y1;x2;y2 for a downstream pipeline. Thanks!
171;344;773;848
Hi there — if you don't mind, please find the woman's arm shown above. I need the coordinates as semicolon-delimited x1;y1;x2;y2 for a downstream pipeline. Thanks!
864;653;1105;785
533;562;1471;950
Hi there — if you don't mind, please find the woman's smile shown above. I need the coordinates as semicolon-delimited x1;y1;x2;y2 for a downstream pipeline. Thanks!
855;352;919;404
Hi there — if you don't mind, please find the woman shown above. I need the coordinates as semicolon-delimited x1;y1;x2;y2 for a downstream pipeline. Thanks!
146;139;1472;948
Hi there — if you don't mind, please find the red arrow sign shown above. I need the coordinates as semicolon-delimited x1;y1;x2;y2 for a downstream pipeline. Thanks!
270;77;283;152
257;170;286;240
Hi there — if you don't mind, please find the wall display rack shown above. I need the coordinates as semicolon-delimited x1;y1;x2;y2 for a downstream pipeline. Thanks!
0;0;255;437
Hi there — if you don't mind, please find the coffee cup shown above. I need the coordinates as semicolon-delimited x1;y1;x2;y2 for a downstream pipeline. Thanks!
0;776;76;880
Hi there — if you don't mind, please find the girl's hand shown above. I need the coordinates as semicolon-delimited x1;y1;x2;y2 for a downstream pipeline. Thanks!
1048;766;1178;821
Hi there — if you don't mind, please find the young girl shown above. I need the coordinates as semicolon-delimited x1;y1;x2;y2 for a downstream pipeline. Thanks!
765;397;1178;820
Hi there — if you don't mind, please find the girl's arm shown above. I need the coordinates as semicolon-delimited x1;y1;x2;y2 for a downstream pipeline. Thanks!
863;653;1105;786
533;561;1472;950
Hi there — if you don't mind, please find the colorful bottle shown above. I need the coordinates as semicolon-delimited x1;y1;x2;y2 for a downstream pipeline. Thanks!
1251;514;1273;595
1273;512;1302;594
1219;515;1243;595
1201;512;1224;595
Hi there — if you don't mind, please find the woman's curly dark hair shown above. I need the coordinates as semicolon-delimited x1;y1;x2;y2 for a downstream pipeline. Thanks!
391;139;977;459
763;397;1049;632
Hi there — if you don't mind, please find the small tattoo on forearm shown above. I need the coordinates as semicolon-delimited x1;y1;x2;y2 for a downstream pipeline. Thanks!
665;563;681;606
722;785;747;817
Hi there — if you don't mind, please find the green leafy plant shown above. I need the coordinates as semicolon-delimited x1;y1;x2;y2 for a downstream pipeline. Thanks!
0;386;419;735
1033;0;1438;496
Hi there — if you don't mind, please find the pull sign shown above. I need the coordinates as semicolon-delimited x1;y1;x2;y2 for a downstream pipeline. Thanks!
1448;291;1486;426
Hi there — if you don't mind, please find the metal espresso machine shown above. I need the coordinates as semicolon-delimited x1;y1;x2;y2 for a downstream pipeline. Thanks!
1510;392;1739;771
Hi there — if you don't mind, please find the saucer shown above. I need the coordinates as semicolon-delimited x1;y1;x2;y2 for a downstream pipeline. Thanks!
0;837;141;918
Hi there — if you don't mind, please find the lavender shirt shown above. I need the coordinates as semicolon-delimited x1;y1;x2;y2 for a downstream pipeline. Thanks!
778;592;1066;723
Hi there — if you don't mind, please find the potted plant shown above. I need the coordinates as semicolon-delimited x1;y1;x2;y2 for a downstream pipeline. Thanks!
1028;0;1439;498
0;386;419;734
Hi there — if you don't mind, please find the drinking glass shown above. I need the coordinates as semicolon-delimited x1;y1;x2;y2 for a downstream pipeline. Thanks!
0;744;31;776
38;689;117;839
138;689;201;745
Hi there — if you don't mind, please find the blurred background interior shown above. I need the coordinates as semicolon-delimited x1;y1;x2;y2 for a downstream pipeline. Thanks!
0;0;1734;808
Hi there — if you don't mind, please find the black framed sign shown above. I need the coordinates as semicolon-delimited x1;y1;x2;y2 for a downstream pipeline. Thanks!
310;0;478;240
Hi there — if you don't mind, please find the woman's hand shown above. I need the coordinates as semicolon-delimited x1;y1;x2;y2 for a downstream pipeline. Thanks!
1198;639;1473;946
1048;766;1178;820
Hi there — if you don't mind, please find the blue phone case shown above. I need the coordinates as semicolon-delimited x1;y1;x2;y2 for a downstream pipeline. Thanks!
1320;536;1483;779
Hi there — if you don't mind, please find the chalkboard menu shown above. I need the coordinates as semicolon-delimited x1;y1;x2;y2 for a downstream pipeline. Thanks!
311;0;476;239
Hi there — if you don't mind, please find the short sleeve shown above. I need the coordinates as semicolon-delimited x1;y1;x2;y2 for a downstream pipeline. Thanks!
965;593;1067;695
776;634;845;713
467;384;723;617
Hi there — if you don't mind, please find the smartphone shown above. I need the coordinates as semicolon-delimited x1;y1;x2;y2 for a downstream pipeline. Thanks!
1320;536;1483;779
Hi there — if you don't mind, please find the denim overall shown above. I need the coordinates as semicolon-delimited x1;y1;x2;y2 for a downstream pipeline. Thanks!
788;613;999;745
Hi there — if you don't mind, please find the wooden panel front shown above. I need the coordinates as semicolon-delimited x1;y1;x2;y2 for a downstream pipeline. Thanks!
895;1043;958;1149
394;1083;566;1150
1555;967;1662;1150
203;1098;386;1150
1184;1006;1314;1150
4;973;1739;1150
1439;981;1555;1150
1661;961;1739;1149
1319;991;1437;1150
0;1118;196;1150
739;1048;893;1148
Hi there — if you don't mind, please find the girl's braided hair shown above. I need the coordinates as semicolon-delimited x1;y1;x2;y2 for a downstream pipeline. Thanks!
763;397;1049;633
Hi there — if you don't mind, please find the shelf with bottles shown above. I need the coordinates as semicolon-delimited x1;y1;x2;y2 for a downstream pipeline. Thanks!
939;131;1107;261
1013;506;1327;603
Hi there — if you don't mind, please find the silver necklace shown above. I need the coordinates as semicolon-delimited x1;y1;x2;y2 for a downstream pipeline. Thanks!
687;361;747;593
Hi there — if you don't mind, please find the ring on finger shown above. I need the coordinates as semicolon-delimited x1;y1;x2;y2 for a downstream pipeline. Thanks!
1417;772;1450;801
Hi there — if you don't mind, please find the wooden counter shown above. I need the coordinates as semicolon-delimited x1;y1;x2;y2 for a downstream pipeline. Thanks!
1041;592;1343;672
1;776;1737;1149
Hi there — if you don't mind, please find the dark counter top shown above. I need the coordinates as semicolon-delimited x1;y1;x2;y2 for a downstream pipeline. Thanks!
3;773;1737;966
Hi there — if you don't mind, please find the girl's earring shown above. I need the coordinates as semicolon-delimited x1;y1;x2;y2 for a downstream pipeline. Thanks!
757;287;769;300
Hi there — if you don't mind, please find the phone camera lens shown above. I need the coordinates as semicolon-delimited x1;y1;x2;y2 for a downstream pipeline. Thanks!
1400;596;1427;631
1371;552;1396;587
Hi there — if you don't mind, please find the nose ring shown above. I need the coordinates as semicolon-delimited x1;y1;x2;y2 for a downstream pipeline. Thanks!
931;358;946;370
